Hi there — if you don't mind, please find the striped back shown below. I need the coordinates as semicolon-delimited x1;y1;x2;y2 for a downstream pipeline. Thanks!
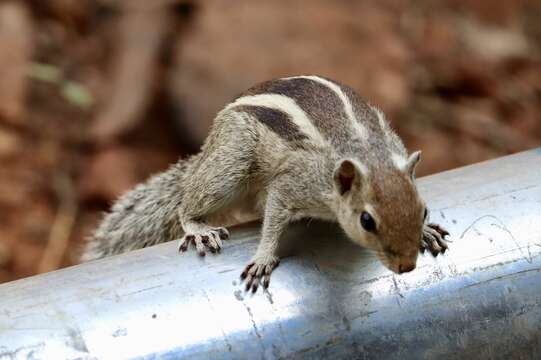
227;75;405;164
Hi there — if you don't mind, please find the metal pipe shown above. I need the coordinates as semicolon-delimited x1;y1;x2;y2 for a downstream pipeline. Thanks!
1;149;540;360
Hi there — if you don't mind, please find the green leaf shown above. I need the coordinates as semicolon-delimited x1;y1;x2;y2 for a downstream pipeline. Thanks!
61;81;94;110
29;62;62;83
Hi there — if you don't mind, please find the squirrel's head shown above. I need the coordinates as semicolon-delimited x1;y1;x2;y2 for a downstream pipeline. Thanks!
333;151;425;274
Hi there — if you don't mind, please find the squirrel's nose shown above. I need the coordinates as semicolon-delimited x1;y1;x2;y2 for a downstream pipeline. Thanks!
398;263;416;274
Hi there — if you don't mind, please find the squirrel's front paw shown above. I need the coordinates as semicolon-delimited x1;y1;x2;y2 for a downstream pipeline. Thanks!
178;227;230;256
421;223;449;256
240;256;280;293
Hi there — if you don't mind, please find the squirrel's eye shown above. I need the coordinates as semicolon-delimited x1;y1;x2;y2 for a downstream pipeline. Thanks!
423;208;428;220
360;211;376;232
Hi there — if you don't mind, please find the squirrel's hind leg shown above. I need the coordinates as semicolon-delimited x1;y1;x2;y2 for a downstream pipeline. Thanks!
178;112;258;256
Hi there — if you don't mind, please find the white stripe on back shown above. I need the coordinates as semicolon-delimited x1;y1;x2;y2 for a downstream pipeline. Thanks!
371;105;388;131
285;75;368;140
227;93;327;146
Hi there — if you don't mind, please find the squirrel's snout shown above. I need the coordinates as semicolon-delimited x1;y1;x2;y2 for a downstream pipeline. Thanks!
398;262;416;274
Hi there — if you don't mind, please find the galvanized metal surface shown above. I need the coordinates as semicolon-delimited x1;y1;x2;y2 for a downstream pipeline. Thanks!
1;149;540;360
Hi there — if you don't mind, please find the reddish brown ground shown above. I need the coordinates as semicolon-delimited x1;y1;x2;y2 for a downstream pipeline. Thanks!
0;0;540;282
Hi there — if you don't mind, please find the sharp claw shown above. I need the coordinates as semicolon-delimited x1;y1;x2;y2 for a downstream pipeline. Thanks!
178;241;188;252
241;263;254;279
178;234;195;252
263;275;270;288
245;276;253;291
251;282;259;293
211;232;222;248
430;223;450;237
217;228;229;240
432;242;442;253
179;235;194;252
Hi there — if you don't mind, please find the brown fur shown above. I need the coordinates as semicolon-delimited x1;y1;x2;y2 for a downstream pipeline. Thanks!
82;75;448;291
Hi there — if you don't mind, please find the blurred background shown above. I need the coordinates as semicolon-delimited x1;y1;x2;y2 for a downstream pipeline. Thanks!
0;0;540;283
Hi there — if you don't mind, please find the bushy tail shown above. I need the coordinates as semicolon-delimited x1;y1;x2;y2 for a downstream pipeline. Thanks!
80;157;194;262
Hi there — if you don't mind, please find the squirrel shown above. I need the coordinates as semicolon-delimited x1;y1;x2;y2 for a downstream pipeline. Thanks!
82;75;449;292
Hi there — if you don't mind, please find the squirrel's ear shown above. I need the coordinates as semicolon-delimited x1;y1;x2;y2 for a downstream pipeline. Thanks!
404;151;421;180
333;159;366;195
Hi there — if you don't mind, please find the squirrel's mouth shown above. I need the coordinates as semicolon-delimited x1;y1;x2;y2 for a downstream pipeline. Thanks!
376;252;418;275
